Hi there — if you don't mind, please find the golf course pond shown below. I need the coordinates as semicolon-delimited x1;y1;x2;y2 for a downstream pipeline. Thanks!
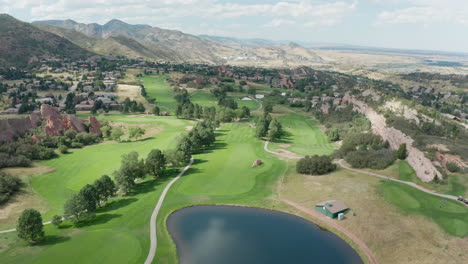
167;205;363;264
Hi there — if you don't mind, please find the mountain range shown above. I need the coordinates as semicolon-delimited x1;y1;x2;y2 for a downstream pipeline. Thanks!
32;18;323;66
0;14;91;68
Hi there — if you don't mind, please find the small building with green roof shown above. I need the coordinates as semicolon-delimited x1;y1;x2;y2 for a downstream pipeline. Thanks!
315;200;349;219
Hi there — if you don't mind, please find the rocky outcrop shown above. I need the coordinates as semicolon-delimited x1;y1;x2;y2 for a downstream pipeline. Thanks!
0;113;41;142
348;96;442;182
0;105;102;143
41;104;100;136
88;116;102;135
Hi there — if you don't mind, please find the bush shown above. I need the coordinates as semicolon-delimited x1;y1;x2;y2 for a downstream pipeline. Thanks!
296;155;336;175
51;215;62;227
58;145;68;154
71;142;84;149
446;162;460;173
345;149;396;170
0;173;22;204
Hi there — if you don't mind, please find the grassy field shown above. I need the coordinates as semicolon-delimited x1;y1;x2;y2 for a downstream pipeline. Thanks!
363;161;468;197
155;122;288;263
280;164;468;264
379;181;468;237
0;115;290;264
268;112;335;156
0;115;190;264
140;75;177;112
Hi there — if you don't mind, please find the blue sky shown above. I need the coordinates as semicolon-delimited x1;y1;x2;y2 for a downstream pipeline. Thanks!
1;0;467;52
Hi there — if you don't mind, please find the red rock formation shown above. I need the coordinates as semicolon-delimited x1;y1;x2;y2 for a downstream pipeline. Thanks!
0;105;102;143
88;116;102;135
280;77;294;90
40;104;100;137
0;114;40;142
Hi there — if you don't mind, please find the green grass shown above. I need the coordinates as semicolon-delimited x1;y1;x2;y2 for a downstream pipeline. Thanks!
189;91;217;107
269;113;335;156
140;75;176;112
0;115;190;264
379;181;468;237
155;122;288;263
397;161;415;181
369;160;467;197
0;115;289;264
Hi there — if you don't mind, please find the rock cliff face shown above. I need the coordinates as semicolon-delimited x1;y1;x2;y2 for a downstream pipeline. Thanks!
345;95;442;182
0;113;41;142
41;104;101;136
0;105;102;143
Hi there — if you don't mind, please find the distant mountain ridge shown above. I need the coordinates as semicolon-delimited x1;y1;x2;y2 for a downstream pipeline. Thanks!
33;18;323;65
0;14;91;68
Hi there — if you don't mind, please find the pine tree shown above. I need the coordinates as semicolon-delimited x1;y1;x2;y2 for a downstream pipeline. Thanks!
396;143;407;160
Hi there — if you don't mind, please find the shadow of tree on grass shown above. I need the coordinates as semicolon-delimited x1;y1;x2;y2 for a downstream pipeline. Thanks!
75;213;121;228
34;235;71;247
96;198;138;213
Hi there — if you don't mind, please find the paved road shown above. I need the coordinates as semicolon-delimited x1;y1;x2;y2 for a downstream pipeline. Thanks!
263;141;466;206
144;157;194;264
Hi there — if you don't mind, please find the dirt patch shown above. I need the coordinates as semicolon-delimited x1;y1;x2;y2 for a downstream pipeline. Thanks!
279;144;291;148
116;84;142;102
428;144;450;152
188;120;197;124
109;122;162;140
436;152;468;168
185;126;194;131
0;163;53;228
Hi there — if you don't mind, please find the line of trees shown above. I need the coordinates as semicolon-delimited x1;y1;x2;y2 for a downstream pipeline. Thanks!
63;175;117;223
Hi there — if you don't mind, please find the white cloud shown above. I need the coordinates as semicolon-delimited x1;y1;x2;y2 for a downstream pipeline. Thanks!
375;0;468;26
265;19;296;28
3;0;356;27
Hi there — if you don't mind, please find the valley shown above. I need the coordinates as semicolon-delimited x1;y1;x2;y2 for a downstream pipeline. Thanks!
0;11;467;264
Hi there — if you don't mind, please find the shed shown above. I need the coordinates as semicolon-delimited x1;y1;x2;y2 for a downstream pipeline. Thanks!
315;200;349;219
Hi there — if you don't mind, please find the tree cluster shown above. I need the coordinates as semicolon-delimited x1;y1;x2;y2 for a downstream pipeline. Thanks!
120;98;145;113
335;132;397;170
255;113;283;141
296;155;336;175
64;175;116;223
165;120;216;166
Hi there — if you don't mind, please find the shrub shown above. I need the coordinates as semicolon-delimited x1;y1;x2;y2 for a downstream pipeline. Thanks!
296;155;336;175
0;173;22;204
345;149;396;170
58;144;68;154
396;143;407;160
51;215;62;227
446;162;460;173
71;142;83;148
